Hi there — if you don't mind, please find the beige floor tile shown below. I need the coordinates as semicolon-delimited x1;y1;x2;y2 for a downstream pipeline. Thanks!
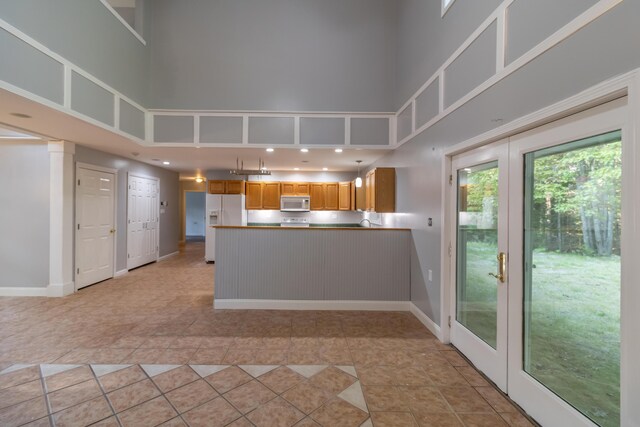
45;366;94;392
310;397;368;427
455;367;490;387
309;366;356;394
0;379;44;409
474;387;517;413
117;396;177;427
22;416;52;427
0;396;49;427
181;397;241;427
258;366;305;394
412;412;463;427
371;411;419;426
205;366;252;394
165;379;218;413
189;347;227;364
441;351;470;367
152;365;200;393
90;416;120;427
52;395;113;427
98;365;147;392
246;397;305;427
458;413;509;426
224;380;277;414
48;379;103;413
399;386;451;413
281;381;334;415
107;378;161;413
0;366;41;390
439;387;495;414
226;417;254;427
362;385;409;411
159;416;188;427
499;412;536;427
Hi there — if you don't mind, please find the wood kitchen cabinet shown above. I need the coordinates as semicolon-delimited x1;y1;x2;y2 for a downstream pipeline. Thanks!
245;182;263;209
262;182;281;209
338;182;351;211
208;180;226;194
225;180;245;194
365;168;395;213
310;183;325;210
350;180;365;211
209;180;245;194
310;183;340;210
281;182;310;196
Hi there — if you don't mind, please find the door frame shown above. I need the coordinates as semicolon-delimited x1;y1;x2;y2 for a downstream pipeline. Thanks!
126;172;160;270
74;162;118;291
440;70;640;426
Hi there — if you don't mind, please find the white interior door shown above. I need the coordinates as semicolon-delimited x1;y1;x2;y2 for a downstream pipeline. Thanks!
76;165;115;289
450;140;509;391
127;174;159;270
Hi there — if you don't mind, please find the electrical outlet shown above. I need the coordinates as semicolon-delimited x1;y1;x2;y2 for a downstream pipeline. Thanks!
428;270;433;282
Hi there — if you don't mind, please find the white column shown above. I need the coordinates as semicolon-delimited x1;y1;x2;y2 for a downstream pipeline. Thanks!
48;141;75;297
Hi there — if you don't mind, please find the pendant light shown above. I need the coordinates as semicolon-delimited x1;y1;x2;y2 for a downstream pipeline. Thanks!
355;160;363;188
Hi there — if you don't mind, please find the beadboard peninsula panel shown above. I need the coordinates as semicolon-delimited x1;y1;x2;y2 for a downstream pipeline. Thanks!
214;227;411;302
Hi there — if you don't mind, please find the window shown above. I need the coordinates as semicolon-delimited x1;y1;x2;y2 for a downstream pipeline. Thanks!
442;0;456;17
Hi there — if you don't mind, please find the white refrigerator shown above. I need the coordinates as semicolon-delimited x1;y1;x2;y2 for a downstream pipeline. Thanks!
205;194;247;262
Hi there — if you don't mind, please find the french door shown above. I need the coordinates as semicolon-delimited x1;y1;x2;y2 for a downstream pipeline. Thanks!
450;98;627;427
450;140;509;391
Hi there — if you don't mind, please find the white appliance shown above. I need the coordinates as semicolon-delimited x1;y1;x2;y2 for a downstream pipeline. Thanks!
280;196;310;212
205;194;247;262
280;217;310;227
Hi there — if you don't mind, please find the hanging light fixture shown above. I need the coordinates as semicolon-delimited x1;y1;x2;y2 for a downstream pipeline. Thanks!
195;177;205;183
355;160;363;188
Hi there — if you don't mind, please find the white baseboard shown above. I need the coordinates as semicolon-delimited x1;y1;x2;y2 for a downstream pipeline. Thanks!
409;302;443;341
114;269;128;277
0;286;48;297
47;281;75;297
158;251;179;261
214;299;412;311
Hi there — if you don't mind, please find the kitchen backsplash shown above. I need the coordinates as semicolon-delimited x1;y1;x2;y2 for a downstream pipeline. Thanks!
248;209;363;225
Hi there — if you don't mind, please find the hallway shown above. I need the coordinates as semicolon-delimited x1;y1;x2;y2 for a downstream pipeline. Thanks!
0;243;532;426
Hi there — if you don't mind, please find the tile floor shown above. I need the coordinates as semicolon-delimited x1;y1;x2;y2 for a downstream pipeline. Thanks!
0;243;535;427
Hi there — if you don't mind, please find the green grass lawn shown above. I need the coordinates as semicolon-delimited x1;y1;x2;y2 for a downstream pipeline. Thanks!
459;241;620;427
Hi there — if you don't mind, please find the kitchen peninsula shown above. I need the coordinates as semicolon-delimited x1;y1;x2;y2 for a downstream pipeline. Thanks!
213;225;411;309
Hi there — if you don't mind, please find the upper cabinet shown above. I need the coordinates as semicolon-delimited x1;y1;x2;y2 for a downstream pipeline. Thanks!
365;168;395;213
262;182;281;209
245;182;263;209
309;183;341;211
209;180;245;194
310;183;325;210
246;182;280;210
281;182;310;196
351;180;366;211
338;182;351;211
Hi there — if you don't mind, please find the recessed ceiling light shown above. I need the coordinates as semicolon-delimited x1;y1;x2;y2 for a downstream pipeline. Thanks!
266;148;274;152
301;160;309;163
300;148;309;153
334;148;343;153
163;161;170;165
322;167;328;171
10;112;31;119
294;167;300;171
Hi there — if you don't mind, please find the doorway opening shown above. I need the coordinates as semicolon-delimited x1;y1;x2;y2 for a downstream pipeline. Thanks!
185;191;206;242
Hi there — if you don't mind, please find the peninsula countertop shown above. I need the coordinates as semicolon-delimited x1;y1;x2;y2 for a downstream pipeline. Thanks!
211;225;410;231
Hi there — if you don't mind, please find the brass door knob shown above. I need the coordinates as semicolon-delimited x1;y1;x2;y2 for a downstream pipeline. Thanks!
488;252;507;283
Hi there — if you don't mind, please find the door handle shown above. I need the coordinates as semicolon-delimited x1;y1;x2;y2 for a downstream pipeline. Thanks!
110;229;116;234
488;252;507;283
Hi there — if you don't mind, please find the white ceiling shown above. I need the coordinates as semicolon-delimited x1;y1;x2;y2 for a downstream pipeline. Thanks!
0;88;390;177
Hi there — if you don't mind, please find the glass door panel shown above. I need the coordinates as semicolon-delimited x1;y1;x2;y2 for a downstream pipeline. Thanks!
457;162;499;349
523;131;621;427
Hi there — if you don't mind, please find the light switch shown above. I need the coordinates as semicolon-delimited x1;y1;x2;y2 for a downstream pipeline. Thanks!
428;270;433;281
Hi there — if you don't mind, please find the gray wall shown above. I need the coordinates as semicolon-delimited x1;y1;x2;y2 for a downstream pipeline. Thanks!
185;191;205;236
147;0;397;111
0;0;149;105
380;0;640;326
0;142;50;288
75;145;179;271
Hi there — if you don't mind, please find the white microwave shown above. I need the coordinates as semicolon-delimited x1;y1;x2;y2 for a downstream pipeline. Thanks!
280;196;310;212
